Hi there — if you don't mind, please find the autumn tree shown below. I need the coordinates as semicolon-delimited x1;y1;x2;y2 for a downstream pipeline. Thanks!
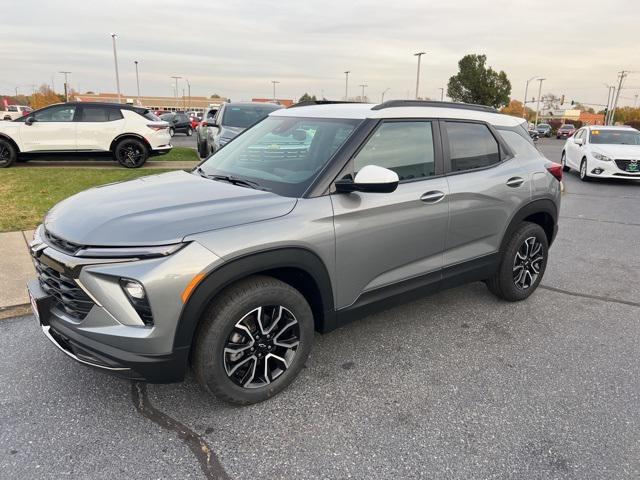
501;99;535;121
29;84;64;109
447;54;511;108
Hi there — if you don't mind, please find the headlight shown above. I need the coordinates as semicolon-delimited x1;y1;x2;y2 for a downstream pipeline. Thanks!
74;243;185;258
592;152;612;162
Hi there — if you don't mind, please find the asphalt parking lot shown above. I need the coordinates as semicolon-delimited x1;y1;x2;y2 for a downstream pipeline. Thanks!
1;139;639;479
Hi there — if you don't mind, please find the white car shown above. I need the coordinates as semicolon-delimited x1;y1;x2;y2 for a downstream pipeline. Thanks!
561;125;640;181
0;102;172;168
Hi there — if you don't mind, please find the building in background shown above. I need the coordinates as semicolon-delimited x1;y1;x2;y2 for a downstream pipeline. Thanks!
73;92;227;114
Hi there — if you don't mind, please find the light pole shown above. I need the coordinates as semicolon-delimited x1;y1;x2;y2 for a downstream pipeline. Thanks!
610;70;630;125
271;80;280;102
110;33;121;103
170;76;181;110
414;51;426;99
534;78;545;127
523;75;538;119
359;83;368;102
134;61;141;101
438;87;444;101
634;94;639;109
602;83;615;125
59;71;71;102
344;71;350;100
381;87;390;102
186;78;191;110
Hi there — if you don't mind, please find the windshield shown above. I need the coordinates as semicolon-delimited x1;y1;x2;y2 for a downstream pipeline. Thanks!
590;129;640;145
160;113;174;121
560;125;574;130
537;124;550;129
198;116;361;197
221;104;281;128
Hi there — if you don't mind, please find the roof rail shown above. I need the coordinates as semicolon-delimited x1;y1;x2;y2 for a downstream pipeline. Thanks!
371;100;497;113
288;100;364;109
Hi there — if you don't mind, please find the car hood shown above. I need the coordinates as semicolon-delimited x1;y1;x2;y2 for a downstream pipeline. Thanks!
44;170;297;247
592;144;640;159
220;126;245;139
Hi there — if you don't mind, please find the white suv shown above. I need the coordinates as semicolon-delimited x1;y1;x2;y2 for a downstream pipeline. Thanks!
0;102;172;168
561;125;640;181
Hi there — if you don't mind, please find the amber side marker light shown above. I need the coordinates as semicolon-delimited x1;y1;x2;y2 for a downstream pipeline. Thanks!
181;273;206;303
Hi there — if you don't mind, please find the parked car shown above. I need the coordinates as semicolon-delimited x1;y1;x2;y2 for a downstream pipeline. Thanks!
2;105;32;121
556;124;576;139
196;106;219;158
160;112;193;136
27;100;561;405
190;115;201;130
0;102;171;168
536;123;552;137
203;101;282;157
528;129;540;141
561;125;640;181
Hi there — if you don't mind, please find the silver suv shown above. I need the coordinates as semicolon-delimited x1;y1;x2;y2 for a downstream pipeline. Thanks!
27;100;561;405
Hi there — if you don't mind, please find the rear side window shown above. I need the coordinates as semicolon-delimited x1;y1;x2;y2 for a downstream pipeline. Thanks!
143;111;160;121
445;122;501;172
353;121;436;181
80;106;123;122
498;130;539;156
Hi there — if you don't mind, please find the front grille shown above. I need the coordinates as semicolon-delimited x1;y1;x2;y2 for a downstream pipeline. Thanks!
44;230;81;255
615;159;640;173
33;256;95;319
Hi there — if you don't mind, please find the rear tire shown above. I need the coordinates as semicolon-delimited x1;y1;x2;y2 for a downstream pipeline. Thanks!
114;138;148;168
486;222;548;301
0;139;17;168
197;139;208;158
186;127;193;137
193;275;314;405
561;152;570;172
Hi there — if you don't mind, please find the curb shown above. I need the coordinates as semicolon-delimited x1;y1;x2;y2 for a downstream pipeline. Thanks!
0;304;31;320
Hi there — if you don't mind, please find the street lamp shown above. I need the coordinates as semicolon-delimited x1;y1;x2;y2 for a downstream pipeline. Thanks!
359;83;368;102
413;51;426;99
438;87;444;101
381;87;390;102
186;78;191;110
271;80;280;103
534;78;546;127
170;76;181;110
344;71;350;100
59;71;71;102
523;75;538;119
110;33;121;103
134;61;141;101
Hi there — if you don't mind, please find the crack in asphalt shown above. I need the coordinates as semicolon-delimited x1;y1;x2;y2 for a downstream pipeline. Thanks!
540;285;640;308
560;215;640;227
131;382;230;480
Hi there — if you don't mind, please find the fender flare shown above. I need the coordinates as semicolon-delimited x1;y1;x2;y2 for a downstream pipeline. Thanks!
110;133;151;152
173;247;335;349
499;198;558;253
0;133;20;153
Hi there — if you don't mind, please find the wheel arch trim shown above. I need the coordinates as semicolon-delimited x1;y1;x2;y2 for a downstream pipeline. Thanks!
109;133;151;152
499;198;558;252
173;247;335;350
0;133;20;153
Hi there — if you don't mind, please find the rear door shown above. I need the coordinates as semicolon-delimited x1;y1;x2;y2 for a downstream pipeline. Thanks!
331;119;449;309
75;105;125;151
442;120;531;269
19;104;78;151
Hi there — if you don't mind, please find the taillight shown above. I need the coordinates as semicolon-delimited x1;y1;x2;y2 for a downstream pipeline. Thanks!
546;162;563;182
147;124;167;131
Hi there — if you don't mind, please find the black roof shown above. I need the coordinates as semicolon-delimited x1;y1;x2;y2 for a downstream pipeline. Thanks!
371;100;497;113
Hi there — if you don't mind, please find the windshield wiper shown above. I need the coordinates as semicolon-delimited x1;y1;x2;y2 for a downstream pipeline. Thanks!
194;167;268;191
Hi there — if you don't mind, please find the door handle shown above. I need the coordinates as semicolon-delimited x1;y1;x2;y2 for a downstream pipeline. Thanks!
506;177;524;188
420;190;445;203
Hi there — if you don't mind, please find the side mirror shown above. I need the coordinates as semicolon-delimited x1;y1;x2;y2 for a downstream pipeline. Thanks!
575;138;584;146
25;116;36;126
335;165;399;194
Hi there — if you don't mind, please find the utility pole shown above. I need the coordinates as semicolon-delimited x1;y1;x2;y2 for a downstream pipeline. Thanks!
271;80;280;102
414;51;426;99
603;83;615;125
634;94;639;108
186;78;191;110
534;78;545;127
359;83;368;102
134;61;141;101
438;87;444;101
59;71;71;102
523;76;538;119
170;76;181;110
609;70;628;125
344;71;350;100
381;87;390;102
110;33;121;103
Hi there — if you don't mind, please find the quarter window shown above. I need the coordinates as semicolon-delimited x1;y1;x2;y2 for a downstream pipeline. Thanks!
33;105;76;122
353;121;436;181
446;122;501;172
80;106;123;122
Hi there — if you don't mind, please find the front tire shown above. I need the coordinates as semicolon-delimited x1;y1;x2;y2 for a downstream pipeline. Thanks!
114;138;148;168
486;222;548;301
197;139;208;158
193;276;314;405
561;152;570;172
169;127;175;137
580;158;591;182
0;139;17;168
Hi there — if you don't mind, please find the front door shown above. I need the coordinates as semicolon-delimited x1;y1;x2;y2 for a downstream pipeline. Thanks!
19;104;78;151
331;120;449;309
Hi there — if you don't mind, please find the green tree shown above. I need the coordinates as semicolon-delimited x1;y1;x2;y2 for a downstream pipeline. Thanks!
298;93;317;103
210;94;221;99
447;54;511;108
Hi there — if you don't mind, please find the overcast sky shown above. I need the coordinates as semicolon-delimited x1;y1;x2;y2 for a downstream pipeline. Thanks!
2;0;639;107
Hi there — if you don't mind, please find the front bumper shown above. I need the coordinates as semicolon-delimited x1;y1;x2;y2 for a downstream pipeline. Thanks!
27;230;220;382
586;157;640;179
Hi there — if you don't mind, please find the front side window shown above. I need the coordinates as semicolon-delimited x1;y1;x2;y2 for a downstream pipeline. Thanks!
198;116;360;197
446;122;501;172
353;121;436;181
33;105;76;122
